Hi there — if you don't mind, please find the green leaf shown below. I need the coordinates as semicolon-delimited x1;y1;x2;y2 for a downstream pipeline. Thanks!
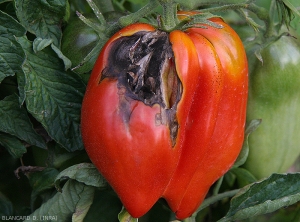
16;36;86;152
32;38;72;70
289;0;300;35
118;207;138;222
0;0;11;4
219;173;300;222
33;38;53;53
0;10;25;38
0;10;26;83
16;71;26;105
55;163;107;190
251;203;300;222
28;168;60;207
24;180;95;222
14;0;68;47
0;94;46;151
0;192;13;217
83;190;122;222
0;133;26;158
50;43;72;70
281;0;300;19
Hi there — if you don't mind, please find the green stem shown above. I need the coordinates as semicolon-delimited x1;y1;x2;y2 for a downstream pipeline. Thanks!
158;0;178;31
195;0;251;7
198;1;273;38
247;3;274;38
191;189;240;217
213;176;224;196
76;11;107;39
93;0;114;13
198;2;250;13
107;0;159;35
86;0;107;25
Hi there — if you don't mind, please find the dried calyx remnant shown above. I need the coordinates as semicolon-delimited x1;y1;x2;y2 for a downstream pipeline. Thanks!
101;30;182;145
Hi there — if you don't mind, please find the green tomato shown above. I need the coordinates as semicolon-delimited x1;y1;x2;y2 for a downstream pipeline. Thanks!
244;32;300;179
61;14;100;74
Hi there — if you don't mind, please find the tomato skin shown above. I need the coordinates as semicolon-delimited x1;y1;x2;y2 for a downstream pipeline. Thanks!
81;12;248;219
244;33;300;179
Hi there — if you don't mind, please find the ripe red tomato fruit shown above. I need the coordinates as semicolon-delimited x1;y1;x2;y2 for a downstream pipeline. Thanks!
81;11;248;219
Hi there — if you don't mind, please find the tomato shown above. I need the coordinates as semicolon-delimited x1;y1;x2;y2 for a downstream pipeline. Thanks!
244;31;300;179
81;11;248;219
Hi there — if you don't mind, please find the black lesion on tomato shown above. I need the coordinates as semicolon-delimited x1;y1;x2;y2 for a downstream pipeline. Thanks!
101;30;182;146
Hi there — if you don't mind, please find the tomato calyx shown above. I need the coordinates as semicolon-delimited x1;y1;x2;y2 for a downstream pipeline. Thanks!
100;30;182;145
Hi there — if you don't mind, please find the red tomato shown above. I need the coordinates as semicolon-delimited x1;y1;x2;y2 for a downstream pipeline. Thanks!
81;11;248;219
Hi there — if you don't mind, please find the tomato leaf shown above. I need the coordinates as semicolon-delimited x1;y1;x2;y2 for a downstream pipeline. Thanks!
219;173;300;222
279;0;300;27
55;163;107;190
16;36;86;152
288;0;300;35
50;43;72;70
0;94;46;152
28;168;60;207
0;11;26;83
14;0;68;47
118;207;138;222
24;180;95;222
84;190;122;222
32;38;72;70
251;203;300;221
32;38;53;53
0;133;26;158
0;192;13;217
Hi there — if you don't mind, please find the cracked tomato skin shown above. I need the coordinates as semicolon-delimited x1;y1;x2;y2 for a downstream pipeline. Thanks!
81;12;248;219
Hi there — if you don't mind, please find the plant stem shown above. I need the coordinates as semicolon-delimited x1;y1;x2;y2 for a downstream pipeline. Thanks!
87;0;107;25
197;1;273;38
195;0;250;7
107;0;159;35
119;0;159;27
93;0;114;14
158;0;178;31
247;3;274;38
76;11;107;39
192;189;240;217
198;2;250;13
